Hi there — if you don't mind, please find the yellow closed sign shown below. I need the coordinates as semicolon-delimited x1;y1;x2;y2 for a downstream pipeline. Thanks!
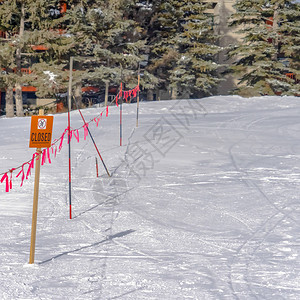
29;115;54;148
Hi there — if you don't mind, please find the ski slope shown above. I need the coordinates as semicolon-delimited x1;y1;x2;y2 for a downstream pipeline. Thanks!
0;96;299;299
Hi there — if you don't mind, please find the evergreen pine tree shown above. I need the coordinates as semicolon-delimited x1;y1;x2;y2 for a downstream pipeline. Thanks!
147;0;221;99
0;0;70;116
28;0;80;101
0;42;17;117
129;1;159;95
228;0;300;96
64;0;148;104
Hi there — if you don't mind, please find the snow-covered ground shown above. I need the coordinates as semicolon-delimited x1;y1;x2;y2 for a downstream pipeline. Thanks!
0;95;299;299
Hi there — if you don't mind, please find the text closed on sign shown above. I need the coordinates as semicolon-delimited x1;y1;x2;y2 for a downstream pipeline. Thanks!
29;116;54;148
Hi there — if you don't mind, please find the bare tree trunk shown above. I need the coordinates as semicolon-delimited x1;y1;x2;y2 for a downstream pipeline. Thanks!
147;89;153;101
272;4;279;61
15;2;25;117
156;88;160;101
74;81;83;108
171;85;177;100
104;81;109;106
105;59;110;106
15;83;24;117
5;86;14;118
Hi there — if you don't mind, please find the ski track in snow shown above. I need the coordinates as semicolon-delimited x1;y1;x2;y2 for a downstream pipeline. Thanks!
214;106;300;299
0;96;300;299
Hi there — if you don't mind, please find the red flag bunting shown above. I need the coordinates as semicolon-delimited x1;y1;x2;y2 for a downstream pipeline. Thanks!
1;173;9;192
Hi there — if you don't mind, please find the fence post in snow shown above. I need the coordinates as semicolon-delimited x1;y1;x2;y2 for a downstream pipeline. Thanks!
120;97;123;146
67;56;74;220
95;157;99;178
136;64;140;127
29;109;43;264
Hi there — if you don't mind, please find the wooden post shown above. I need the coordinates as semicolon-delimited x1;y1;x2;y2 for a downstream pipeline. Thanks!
29;109;44;264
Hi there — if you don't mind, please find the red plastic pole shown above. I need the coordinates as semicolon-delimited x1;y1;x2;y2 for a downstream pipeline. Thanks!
120;83;123;146
67;57;73;220
95;157;99;178
68;109;72;219
136;65;140;127
120;102;122;146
